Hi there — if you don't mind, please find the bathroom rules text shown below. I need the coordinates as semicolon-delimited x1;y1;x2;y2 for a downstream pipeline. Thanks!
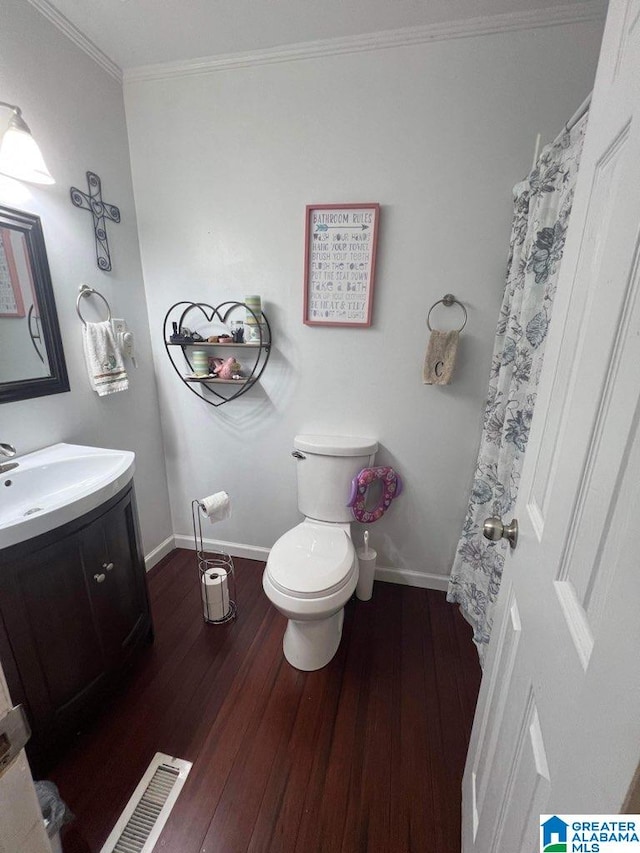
304;204;379;326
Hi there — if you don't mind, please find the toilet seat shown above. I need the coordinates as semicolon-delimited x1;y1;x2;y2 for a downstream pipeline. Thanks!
267;520;356;599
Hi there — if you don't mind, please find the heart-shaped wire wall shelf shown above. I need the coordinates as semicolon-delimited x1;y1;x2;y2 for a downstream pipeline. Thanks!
163;301;271;408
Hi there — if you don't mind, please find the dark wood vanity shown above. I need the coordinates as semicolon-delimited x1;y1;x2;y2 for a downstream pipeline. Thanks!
0;483;153;773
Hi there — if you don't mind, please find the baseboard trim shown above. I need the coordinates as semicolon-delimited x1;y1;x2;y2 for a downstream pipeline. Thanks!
173;533;449;590
173;533;271;563
144;535;176;571
375;566;450;592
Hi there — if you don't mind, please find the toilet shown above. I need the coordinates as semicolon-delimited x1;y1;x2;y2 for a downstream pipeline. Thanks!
263;434;378;671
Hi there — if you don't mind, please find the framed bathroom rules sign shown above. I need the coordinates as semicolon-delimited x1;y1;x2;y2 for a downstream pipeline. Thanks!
304;203;380;326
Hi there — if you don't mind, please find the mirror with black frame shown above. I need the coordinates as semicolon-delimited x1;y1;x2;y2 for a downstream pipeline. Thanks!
0;205;69;403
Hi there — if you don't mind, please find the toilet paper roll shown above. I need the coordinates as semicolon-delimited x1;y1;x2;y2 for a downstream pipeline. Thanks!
201;568;230;621
199;491;231;523
356;547;377;601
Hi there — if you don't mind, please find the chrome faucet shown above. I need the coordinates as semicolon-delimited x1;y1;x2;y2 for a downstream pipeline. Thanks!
0;443;18;474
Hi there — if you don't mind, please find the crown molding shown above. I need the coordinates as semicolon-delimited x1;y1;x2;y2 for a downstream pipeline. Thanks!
124;1;606;84
25;0;605;86
27;0;123;82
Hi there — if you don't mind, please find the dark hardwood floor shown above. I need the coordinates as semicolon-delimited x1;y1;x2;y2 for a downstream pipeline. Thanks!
50;549;481;853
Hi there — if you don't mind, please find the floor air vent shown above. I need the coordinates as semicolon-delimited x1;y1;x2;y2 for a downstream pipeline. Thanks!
100;752;192;853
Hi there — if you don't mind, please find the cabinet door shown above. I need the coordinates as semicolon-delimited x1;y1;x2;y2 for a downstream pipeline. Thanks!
0;533;104;733
80;491;149;667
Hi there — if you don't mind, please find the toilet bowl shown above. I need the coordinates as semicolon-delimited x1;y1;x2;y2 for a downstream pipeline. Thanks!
263;434;377;671
263;519;358;670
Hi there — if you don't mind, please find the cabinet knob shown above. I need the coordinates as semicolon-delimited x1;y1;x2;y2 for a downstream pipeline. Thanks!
94;573;106;583
103;562;114;572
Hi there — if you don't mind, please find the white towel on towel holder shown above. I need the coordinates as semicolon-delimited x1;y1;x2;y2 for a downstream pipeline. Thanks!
82;320;129;396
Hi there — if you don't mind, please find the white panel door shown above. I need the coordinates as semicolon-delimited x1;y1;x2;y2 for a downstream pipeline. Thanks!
463;1;640;849
0;660;51;853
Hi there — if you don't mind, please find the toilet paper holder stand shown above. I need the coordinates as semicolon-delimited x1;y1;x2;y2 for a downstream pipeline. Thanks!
192;499;237;624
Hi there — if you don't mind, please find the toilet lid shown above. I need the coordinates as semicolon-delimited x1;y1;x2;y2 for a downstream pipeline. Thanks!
267;521;355;597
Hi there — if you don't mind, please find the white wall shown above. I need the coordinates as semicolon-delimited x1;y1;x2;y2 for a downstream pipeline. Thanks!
0;0;172;556
125;20;603;581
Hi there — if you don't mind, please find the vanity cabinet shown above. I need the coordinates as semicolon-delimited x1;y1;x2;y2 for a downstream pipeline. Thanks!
0;483;152;772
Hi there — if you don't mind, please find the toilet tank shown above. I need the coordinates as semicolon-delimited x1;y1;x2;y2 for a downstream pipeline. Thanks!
293;434;378;523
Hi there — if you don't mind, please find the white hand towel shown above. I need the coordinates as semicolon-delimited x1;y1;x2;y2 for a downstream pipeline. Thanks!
82;320;129;396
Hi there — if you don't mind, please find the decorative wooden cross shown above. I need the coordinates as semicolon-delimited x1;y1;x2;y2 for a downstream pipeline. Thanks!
70;171;120;272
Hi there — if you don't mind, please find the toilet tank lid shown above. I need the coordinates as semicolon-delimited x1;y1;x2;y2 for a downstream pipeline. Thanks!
294;434;378;457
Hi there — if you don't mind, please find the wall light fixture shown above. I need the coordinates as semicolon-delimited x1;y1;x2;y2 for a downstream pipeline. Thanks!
0;102;54;185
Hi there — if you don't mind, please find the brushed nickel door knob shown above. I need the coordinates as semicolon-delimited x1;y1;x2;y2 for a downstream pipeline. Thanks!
483;516;519;549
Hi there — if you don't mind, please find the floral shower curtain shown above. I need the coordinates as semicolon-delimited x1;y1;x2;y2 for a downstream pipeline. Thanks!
447;115;587;662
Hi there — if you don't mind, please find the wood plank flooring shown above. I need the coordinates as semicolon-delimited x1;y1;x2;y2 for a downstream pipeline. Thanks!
49;549;481;853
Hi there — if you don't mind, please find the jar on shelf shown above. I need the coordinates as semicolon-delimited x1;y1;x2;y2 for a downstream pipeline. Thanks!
244;295;267;343
191;350;210;376
230;320;244;343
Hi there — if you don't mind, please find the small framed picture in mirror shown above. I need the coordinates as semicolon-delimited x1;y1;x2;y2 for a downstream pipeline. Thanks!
0;205;69;403
0;228;27;317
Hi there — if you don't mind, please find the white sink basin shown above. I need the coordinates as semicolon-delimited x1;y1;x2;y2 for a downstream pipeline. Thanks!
0;443;135;550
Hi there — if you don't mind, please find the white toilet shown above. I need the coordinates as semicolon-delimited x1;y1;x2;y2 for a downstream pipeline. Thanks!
263;434;378;671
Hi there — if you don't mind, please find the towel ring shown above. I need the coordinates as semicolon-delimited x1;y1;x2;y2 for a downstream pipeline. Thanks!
76;284;111;327
426;293;467;332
